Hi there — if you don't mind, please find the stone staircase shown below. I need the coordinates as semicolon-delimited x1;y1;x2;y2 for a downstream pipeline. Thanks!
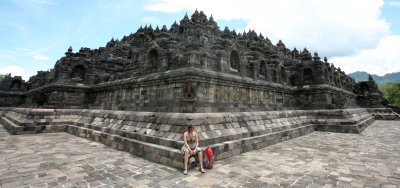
311;108;376;133
367;108;400;120
66;110;316;168
0;107;398;169
0;108;74;134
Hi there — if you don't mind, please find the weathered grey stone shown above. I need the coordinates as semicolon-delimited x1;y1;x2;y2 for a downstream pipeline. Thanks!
0;11;391;112
0;11;399;172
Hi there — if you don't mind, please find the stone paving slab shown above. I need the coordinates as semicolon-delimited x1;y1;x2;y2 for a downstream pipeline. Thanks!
1;120;400;187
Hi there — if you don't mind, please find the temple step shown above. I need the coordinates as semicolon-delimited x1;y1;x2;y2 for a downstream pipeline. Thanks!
0;116;23;134
1;107;397;169
66;123;315;169
66;124;185;169
208;124;315;161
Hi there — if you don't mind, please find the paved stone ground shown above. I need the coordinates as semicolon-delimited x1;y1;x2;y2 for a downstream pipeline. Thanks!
0;120;400;188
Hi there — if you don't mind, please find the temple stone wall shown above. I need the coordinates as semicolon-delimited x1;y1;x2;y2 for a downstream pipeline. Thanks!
89;80;185;112
41;67;357;113
0;11;366;112
0;92;25;107
0;75;28;107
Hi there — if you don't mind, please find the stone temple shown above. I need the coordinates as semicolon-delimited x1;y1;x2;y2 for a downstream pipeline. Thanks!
0;11;398;169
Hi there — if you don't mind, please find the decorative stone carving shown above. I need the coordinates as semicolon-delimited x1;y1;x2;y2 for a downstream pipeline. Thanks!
183;82;196;113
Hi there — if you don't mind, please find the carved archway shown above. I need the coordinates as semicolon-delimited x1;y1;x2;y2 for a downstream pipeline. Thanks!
148;49;158;73
230;50;240;71
260;60;266;76
360;83;369;95
10;80;21;90
280;67;286;83
71;65;86;81
303;68;314;85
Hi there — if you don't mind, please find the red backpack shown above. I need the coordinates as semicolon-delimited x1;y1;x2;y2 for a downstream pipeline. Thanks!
203;147;214;169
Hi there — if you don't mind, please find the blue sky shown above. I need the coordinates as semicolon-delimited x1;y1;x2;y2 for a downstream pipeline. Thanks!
0;0;399;79
382;1;400;34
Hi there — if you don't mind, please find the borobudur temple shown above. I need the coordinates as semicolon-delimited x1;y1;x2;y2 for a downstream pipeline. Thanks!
0;11;399;169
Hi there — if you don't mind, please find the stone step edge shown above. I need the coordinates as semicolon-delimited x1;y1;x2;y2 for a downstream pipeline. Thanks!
2;111;311;145
73;120;311;150
3;113;32;127
66;124;185;169
2;107;390;124
209;124;315;161
372;113;400;120
3;112;74;127
72;115;311;132
355;116;376;133
315;116;375;133
67;123;314;169
1;116;67;135
0;116;23;134
310;113;371;126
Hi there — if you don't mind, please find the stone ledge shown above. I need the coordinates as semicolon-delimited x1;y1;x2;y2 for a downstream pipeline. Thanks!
0;116;22;134
314;116;375;133
66;125;185;169
0;116;67;135
209;124;315;161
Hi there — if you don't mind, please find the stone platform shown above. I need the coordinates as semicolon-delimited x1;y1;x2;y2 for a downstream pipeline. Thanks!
1;120;399;187
1;107;398;170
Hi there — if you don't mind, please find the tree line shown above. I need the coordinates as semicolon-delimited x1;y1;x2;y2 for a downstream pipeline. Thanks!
379;82;400;107
0;74;5;83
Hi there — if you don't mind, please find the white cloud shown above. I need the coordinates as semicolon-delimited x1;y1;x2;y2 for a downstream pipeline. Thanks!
33;55;51;61
1;48;51;61
0;65;29;80
0;50;17;59
145;0;398;75
4;50;16;54
146;0;389;56
331;35;400;76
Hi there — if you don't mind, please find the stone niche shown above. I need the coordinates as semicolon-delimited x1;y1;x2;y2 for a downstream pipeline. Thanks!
70;65;86;83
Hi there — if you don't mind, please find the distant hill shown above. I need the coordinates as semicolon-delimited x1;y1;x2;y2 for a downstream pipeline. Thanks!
348;71;400;84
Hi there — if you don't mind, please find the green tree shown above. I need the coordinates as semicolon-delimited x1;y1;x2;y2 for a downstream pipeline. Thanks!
382;82;400;106
0;74;5;83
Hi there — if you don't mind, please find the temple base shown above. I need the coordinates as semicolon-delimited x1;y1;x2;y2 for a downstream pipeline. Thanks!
1;107;398;169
